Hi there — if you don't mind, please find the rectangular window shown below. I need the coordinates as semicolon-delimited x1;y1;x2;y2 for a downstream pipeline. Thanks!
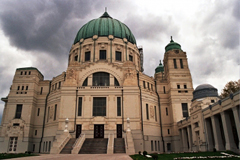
40;87;43;94
59;82;61;89
154;106;157;121
117;97;121;116
180;59;184;68
168;129;170;134
129;55;133;61
146;104;149;120
151;84;153;91
177;84;180;89
54;104;57;120
17;86;20;90
143;81;146;88
48;141;51;152
15;104;22;119
166;108;168;116
33;144;35;152
20;71;23;75
25;71;27;75
37;108;40;116
46;141;48;152
163;86;166;94
184;84;187;89
29;71;31;75
78;97;82;116
85;51;90;61
182;103;189;118
75;55;78;61
35;130;37;136
155;141;157;151
26;86;28;90
22;86;24;90
115;51;122;61
47;107;50;122
151;140;153;151
147;82;150;90
211;100;215;103
167;143;171;152
158;141;160;151
173;59;177;69
55;83;57;90
93;97;106;116
99;50;106;60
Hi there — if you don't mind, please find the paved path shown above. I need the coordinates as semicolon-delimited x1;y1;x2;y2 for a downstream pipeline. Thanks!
11;154;133;160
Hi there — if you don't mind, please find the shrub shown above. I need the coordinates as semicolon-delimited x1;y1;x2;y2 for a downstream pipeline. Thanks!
143;151;147;156
213;148;216;152
152;154;158;160
138;151;141;155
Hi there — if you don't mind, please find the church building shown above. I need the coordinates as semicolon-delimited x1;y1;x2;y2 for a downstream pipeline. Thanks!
0;12;239;154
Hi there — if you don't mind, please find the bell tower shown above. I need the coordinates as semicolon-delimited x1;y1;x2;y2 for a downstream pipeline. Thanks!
155;37;194;152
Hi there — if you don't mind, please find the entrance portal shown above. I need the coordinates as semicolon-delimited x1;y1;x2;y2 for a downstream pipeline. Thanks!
76;124;82;138
94;124;104;138
117;124;122;138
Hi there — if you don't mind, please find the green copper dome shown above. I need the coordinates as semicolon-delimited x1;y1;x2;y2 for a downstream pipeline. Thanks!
155;60;164;73
165;36;182;52
74;12;136;45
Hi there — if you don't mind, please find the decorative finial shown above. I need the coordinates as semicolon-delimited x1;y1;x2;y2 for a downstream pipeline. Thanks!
105;7;107;12
170;36;174;42
159;60;162;65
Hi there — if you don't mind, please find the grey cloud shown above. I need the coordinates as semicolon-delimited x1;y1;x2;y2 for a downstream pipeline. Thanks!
232;0;240;20
0;0;93;58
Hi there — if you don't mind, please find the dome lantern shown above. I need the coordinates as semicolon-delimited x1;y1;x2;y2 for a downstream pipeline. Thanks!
165;36;182;52
155;60;164;73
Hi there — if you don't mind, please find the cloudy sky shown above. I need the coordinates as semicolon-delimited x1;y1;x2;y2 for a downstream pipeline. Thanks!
0;0;239;119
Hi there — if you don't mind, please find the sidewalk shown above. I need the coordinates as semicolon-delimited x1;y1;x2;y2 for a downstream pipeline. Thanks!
10;154;133;160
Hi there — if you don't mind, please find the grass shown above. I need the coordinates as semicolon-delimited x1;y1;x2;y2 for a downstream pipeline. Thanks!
0;153;39;159
130;151;239;160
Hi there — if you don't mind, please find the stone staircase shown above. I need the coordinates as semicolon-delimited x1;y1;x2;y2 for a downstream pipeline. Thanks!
114;138;126;153
79;138;108;154
60;138;76;154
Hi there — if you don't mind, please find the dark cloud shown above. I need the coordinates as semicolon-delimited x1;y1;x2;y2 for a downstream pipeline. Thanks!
0;0;93;58
232;0;240;20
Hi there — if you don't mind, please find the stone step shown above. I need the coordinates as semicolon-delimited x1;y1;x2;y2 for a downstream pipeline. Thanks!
79;138;108;154
60;138;76;154
114;138;125;153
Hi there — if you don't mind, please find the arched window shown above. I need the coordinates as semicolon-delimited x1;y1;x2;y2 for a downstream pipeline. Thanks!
93;72;109;86
82;78;88;86
114;78;120;86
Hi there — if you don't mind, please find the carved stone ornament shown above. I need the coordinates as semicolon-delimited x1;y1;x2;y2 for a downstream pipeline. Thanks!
66;68;76;80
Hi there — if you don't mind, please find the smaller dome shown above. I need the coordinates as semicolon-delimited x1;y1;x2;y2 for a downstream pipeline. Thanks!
165;36;182;52
155;60;164;73
192;84;218;101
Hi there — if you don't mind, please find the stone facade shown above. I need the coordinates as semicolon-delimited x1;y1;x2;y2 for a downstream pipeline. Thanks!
0;12;239;154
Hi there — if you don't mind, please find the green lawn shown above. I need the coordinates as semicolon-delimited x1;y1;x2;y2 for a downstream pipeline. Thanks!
0;153;39;159
130;151;239;160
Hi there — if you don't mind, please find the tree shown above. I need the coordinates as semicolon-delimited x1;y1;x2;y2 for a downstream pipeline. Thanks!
220;80;240;98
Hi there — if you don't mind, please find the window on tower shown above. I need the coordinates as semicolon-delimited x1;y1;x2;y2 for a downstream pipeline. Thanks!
182;103;189;118
180;59;184;68
75;55;78;61
115;51;122;61
85;51;90;61
99;50;106;60
15;104;22;119
129;55;133;61
173;59;177;69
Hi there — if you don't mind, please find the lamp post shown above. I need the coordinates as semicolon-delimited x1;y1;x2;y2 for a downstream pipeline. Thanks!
64;118;69;132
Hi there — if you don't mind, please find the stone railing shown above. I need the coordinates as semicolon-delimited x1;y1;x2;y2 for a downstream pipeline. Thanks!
50;132;71;154
107;133;114;154
71;133;85;154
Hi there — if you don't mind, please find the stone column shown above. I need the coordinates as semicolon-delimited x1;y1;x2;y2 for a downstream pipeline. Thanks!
205;118;214;151
211;115;225;150
187;126;192;151
181;128;188;152
232;106;240;149
220;112;237;150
